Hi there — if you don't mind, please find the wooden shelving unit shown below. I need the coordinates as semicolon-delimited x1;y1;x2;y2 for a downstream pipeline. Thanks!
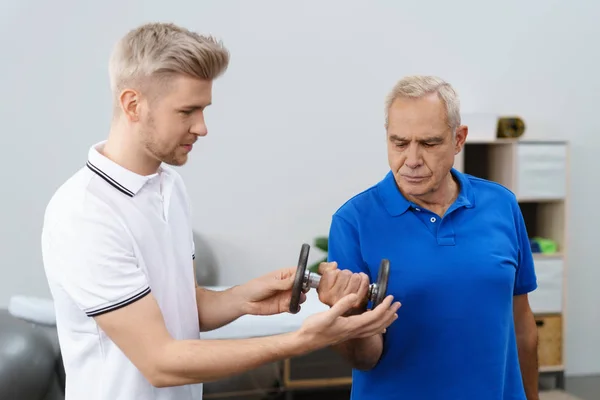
455;137;569;388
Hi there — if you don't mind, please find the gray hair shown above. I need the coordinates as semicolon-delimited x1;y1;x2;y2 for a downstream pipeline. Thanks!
384;75;461;131
108;22;230;97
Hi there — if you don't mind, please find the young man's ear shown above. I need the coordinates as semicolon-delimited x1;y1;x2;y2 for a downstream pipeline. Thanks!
119;89;142;122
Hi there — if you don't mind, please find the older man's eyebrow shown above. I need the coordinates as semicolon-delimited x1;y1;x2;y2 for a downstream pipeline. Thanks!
388;135;445;143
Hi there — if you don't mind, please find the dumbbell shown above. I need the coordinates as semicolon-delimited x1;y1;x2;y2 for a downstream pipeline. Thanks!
289;243;391;314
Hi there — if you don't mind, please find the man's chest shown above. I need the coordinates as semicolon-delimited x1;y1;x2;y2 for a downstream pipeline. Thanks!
113;193;194;287
359;213;520;309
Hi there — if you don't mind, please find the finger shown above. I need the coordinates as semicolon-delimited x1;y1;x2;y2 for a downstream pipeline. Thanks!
299;292;307;304
319;269;339;292
328;293;360;318
349;273;365;294
277;274;296;290
351;295;395;328
318;261;338;275
360;302;400;337
357;274;370;303
371;300;400;334
277;267;298;281
340;270;353;293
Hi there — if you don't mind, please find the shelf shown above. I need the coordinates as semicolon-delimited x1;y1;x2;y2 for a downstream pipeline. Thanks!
519;202;565;252
533;253;564;260
540;365;565;373
460;140;567;201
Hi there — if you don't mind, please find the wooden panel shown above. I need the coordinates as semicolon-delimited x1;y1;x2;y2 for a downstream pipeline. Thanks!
536;314;563;367
488;143;516;190
462;142;515;190
283;347;352;389
538;202;566;251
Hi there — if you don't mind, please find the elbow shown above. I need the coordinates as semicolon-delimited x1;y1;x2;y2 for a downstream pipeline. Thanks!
141;343;181;388
143;340;206;388
348;349;383;371
352;351;383;371
142;363;174;388
353;360;379;371
147;373;170;389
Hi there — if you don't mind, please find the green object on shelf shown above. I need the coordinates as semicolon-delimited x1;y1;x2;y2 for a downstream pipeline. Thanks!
308;236;328;273
532;237;557;254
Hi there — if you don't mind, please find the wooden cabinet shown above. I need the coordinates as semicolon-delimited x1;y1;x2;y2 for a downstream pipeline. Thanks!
536;314;564;367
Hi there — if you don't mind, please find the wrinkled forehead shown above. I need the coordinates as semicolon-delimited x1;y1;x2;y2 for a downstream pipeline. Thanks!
387;122;452;142
386;96;450;136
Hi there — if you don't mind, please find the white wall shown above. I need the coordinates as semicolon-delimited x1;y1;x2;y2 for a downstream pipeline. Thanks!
1;0;598;376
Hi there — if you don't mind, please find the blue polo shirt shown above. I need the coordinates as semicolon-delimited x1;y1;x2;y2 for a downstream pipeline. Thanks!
327;168;537;400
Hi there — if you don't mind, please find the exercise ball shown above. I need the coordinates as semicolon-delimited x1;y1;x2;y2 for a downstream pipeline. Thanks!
0;310;56;400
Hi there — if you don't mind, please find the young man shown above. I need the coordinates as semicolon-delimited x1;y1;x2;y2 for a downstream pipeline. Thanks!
41;22;400;400
316;76;540;399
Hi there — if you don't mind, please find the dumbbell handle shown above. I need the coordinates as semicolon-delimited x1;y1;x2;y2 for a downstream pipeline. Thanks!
289;243;390;314
302;270;379;302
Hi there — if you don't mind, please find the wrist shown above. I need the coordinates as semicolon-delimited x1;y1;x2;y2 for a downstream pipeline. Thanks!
228;285;248;316
289;329;321;357
342;303;367;317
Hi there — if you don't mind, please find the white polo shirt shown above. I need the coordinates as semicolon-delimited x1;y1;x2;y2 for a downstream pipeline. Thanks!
41;141;203;400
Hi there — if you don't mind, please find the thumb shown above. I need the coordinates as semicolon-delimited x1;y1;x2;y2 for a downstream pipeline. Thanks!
318;261;338;275
277;273;296;290
329;293;359;318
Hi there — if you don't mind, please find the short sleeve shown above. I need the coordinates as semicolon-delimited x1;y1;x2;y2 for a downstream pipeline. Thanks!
42;203;150;317
327;214;370;279
513;203;538;296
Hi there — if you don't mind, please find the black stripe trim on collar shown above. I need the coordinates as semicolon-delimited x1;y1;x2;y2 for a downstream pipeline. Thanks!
85;287;151;317
86;161;134;197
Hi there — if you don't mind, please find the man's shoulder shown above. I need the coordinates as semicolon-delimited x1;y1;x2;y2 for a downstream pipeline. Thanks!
43;166;123;233
332;181;382;222
45;167;92;217
463;173;518;204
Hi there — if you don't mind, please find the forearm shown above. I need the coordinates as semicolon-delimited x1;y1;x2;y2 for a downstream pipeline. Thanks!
195;286;245;331
153;332;314;387
332;334;383;370
517;330;539;400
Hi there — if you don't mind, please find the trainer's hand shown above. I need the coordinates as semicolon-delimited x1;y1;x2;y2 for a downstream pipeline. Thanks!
300;293;400;348
234;267;306;316
317;262;370;313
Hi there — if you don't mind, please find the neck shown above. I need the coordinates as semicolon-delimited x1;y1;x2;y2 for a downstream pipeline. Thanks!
102;120;161;176
407;172;459;216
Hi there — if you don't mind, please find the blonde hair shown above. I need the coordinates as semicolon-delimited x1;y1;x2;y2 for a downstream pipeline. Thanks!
384;75;461;131
108;22;230;98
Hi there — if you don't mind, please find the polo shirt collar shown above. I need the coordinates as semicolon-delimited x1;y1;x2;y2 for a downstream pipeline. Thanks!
377;168;474;216
86;141;157;197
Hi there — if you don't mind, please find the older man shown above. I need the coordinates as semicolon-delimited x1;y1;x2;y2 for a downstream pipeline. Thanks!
317;75;539;399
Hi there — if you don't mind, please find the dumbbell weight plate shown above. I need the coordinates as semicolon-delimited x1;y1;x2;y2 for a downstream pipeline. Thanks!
289;243;310;314
372;259;390;308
